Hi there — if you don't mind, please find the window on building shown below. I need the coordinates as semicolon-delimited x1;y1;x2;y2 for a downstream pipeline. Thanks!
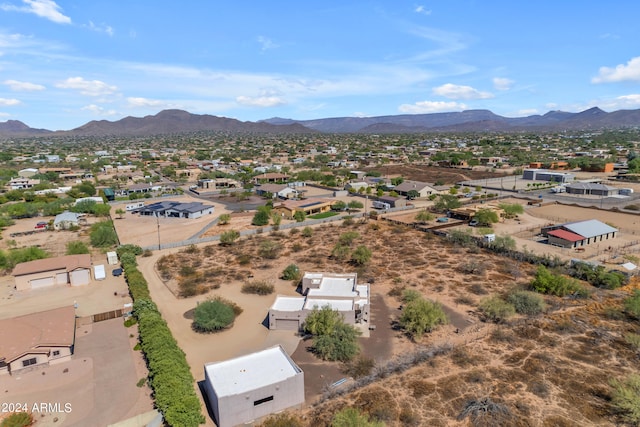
22;358;37;367
253;396;274;406
52;350;60;356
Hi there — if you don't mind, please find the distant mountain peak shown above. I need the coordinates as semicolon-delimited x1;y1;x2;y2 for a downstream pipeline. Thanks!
2;106;640;136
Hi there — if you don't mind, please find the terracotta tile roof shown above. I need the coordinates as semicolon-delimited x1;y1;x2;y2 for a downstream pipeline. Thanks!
12;254;91;277
0;305;76;363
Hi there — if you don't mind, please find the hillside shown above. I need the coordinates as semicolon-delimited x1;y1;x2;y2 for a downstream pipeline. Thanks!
3;107;640;137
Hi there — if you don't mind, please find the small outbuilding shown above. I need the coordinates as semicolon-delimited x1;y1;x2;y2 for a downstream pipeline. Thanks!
203;345;304;427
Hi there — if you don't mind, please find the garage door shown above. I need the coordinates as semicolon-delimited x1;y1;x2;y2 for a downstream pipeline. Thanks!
70;269;90;286
275;319;300;331
30;277;55;289
56;272;68;284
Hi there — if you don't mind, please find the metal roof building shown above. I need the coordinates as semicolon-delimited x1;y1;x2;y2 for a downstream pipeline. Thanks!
542;219;618;248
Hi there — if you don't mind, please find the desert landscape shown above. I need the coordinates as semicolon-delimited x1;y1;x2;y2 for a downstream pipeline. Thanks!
134;206;640;426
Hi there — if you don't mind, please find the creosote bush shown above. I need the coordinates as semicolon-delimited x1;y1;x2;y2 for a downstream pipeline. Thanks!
241;280;275;295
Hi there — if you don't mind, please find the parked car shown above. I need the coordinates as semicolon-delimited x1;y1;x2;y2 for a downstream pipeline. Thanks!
35;221;48;229
112;268;124;277
469;219;479;226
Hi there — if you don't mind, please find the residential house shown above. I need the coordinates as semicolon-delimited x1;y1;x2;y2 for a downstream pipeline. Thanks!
255;184;298;199
252;172;290;184
268;272;370;331
203;345;304;427
136;201;214;219
394;180;439;198
0;306;76;375
53;211;84;230
12;254;92;291
273;199;335;219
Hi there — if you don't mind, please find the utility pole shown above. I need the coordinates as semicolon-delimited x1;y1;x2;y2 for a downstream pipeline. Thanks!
156;215;161;250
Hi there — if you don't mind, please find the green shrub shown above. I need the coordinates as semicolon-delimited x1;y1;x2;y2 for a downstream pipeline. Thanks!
339;231;360;246
252;209;270;226
0;411;33;427
220;230;240;246
351;245;372;266
399;297;448;338
624;290;640;320
531;265;589;297
66;240;90;255
218;213;231;225
192;298;238;332
136;377;146;388
301;227;313;237
401;289;422;304
281;264;301;281
303;305;361;361
116;244;143;257
258;239;281;259
90;221;118;248
507;290;546;315
123;317;137;327
120;252;137;268
313;322;361;362
293;210;306;222
332;407;384;427
479;295;516;323
624;333;640;351
610;374;640;423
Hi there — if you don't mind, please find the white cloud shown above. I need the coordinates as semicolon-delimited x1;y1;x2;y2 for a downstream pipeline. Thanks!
600;94;640;110
126;97;165;108
4;79;45;91
432;83;493;100
492;77;513;91
398;100;466;114
592;57;640;83
1;0;71;24
55;77;117;96
0;98;21;106
84;21;114;36
81;104;117;116
415;5;432;16
236;95;285;107
257;36;278;52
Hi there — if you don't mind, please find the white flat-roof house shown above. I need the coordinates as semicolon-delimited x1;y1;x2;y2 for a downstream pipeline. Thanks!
203;345;304;427
268;272;370;331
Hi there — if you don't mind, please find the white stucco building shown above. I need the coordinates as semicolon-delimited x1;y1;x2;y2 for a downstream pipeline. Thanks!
268;272;370;331
203;345;304;427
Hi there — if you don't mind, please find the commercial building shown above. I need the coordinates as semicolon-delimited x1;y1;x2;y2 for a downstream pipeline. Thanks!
522;169;575;183
203;345;304;427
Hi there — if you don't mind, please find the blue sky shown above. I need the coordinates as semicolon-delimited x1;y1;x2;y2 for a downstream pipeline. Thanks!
1;1;640;130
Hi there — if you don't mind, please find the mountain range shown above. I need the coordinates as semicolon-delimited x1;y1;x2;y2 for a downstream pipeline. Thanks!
2;107;640;137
